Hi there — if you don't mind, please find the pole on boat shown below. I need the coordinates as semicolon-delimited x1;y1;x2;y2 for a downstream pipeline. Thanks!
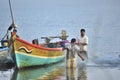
9;0;14;23
8;0;17;29
0;0;14;41
41;30;69;40
0;0;17;41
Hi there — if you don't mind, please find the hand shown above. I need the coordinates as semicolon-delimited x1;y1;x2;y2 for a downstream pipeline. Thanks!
79;42;87;45
79;42;83;45
78;53;84;61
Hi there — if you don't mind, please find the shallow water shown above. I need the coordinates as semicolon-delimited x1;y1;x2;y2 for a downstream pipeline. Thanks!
0;61;87;80
1;60;120;80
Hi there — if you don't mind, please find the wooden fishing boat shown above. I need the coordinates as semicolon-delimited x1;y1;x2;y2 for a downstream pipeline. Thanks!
6;0;68;69
13;37;65;68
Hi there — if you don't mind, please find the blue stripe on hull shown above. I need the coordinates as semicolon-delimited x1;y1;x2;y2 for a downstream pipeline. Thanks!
15;52;64;68
0;47;8;52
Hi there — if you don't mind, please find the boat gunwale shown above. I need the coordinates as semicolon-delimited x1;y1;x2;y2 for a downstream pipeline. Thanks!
0;47;8;52
16;38;63;51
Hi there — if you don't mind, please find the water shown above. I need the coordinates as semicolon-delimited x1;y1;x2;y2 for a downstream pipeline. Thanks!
1;61;120;80
0;0;120;80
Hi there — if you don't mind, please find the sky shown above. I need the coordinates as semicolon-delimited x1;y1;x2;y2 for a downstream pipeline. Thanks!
0;0;120;41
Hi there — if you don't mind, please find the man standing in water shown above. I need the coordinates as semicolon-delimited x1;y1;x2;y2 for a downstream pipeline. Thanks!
66;38;84;68
66;38;78;68
78;29;88;61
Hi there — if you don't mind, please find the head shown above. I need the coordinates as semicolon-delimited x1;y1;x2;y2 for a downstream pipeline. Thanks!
71;38;76;43
45;38;50;44
13;29;17;33
80;29;85;37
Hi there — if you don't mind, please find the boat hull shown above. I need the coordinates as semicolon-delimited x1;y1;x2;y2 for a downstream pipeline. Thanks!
13;38;65;68
15;51;64;68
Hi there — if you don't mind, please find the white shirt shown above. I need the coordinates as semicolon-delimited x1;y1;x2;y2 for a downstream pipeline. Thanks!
78;35;88;52
66;43;80;59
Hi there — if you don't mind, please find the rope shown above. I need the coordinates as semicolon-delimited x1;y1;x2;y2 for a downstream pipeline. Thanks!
0;31;9;41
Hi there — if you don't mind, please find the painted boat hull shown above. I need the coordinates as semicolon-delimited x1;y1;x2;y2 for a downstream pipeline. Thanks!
13;38;65;68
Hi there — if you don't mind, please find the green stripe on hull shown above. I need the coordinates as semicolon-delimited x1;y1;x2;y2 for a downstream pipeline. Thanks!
15;52;64;68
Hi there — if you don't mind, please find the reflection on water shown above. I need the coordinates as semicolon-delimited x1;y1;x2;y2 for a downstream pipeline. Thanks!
66;68;77;80
39;67;64;80
11;62;65;80
66;62;87;80
10;61;87;80
1;61;120;80
0;64;14;80
77;63;87;80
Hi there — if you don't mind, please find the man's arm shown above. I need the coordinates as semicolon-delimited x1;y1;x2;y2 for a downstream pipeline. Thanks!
79;42;87;45
77;52;84;61
79;36;88;45
75;45;84;61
